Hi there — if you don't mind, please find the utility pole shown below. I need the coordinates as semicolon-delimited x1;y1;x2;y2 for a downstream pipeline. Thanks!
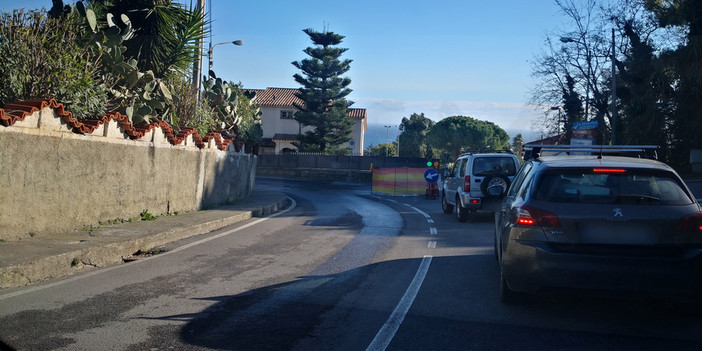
611;28;618;145
192;0;206;98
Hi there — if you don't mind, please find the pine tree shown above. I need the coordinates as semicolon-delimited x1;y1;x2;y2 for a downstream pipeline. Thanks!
291;28;353;152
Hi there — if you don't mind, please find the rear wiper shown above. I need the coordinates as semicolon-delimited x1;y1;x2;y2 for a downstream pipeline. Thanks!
617;194;660;203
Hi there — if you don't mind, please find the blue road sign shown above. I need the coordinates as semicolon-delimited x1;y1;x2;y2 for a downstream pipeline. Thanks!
424;168;439;183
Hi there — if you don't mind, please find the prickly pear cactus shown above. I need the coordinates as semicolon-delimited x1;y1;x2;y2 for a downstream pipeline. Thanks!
75;1;173;125
203;74;242;137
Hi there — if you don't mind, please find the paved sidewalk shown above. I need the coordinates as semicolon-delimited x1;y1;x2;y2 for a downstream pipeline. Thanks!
0;190;290;290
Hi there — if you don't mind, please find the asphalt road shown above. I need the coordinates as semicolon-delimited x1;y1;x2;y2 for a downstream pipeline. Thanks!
1;178;702;350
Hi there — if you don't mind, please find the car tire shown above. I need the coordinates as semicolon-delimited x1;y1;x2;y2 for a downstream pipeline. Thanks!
481;174;511;197
499;268;525;304
441;192;454;214
455;196;470;222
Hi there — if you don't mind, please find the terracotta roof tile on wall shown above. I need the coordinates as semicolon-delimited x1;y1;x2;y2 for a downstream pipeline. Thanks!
0;99;255;153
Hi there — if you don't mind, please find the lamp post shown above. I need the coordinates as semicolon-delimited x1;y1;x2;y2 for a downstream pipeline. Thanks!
208;40;243;75
551;106;564;136
384;125;392;157
396;126;401;157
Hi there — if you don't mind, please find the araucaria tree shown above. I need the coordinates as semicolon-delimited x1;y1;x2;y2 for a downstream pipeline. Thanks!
292;28;353;152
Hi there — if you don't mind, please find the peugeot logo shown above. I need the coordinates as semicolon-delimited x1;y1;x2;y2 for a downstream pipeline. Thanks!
612;208;623;217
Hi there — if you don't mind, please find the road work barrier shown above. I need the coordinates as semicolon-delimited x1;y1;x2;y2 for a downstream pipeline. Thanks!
372;167;427;196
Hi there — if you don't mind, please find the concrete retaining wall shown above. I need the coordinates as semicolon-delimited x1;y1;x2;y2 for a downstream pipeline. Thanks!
0;106;256;241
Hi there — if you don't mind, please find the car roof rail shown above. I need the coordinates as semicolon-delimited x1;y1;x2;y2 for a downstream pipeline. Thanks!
460;149;513;157
523;145;660;161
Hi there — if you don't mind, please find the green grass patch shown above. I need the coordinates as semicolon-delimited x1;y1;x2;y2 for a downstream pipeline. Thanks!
140;210;157;221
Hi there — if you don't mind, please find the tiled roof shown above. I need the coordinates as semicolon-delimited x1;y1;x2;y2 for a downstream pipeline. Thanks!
347;108;366;121
253;88;302;107
250;88;367;121
272;133;300;141
0;99;255;153
259;137;275;147
525;134;567;145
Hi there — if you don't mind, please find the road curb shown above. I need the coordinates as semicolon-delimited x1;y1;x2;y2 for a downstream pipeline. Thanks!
0;195;291;291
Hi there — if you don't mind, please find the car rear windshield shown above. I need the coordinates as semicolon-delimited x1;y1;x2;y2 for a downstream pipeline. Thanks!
472;157;517;177
532;169;694;205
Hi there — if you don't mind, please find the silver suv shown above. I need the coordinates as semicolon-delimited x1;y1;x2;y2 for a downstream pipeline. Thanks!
441;152;520;222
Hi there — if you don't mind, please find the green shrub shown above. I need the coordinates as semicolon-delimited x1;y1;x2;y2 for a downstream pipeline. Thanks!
0;9;106;118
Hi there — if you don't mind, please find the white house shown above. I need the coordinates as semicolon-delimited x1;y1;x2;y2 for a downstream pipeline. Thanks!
250;87;367;155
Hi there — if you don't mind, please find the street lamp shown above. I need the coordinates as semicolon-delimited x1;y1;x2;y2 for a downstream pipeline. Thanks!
384;125;393;144
384;125;392;156
551;106;564;135
208;40;243;75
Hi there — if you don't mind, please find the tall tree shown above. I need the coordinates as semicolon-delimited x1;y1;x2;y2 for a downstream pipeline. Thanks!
561;73;585;141
398;112;434;157
292;28;353;152
426;116;510;159
530;0;615;143
644;0;702;165
614;18;672;151
511;133;524;157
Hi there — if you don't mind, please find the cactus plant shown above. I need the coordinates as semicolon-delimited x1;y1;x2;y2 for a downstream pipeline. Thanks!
74;2;175;125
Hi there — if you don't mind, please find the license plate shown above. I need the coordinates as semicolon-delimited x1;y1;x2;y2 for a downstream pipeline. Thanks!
579;222;657;245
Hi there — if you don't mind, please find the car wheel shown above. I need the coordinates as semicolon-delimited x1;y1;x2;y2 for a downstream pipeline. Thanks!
455;196;469;222
499;268;525;304
441;192;454;214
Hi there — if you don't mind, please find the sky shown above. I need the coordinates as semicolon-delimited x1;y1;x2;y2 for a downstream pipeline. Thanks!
2;0;572;144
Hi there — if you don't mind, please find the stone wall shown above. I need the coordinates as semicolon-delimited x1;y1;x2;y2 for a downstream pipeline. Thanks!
0;101;256;241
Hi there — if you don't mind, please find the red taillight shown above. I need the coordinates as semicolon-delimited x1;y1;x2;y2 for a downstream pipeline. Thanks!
514;205;562;228
593;168;627;173
677;211;702;233
464;176;471;192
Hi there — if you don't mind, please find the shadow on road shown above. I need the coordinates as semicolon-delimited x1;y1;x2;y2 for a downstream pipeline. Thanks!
132;256;702;350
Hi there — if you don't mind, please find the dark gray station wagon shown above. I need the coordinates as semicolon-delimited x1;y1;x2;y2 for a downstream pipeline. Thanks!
495;145;702;303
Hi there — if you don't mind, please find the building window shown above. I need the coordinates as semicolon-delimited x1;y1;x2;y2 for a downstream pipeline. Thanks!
280;110;294;119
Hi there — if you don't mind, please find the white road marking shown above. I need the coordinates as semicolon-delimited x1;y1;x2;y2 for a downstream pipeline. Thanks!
427;241;436;248
410;206;431;219
427;219;434;224
0;198;298;301
366;255;433;351
430;227;437;235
